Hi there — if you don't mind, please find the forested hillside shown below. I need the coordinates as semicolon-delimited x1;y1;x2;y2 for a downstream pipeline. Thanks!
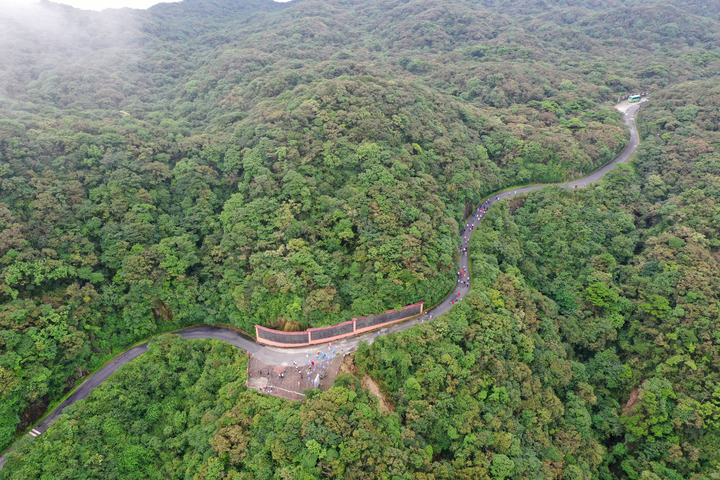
357;82;720;478
1;0;719;478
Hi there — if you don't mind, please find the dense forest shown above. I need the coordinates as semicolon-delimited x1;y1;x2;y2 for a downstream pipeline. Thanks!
1;0;720;478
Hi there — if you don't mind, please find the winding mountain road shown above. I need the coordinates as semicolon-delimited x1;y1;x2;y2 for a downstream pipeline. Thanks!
0;99;645;468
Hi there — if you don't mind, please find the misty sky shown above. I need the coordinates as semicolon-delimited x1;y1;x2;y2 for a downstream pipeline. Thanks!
9;0;180;10
9;0;291;12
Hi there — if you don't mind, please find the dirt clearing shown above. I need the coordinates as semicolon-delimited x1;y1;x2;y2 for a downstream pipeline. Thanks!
361;375;394;412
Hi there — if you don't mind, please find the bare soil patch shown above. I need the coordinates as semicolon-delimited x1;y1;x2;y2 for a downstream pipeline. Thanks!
248;351;394;412
337;354;357;376
247;348;346;402
361;375;394;412
622;379;648;416
508;195;526;212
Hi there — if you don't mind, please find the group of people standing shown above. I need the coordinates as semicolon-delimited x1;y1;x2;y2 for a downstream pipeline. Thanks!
452;198;495;304
416;195;501;318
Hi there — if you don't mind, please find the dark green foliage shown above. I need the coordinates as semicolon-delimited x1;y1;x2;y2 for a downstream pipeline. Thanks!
1;0;720;478
1;336;249;479
0;0;637;446
1;339;434;479
355;83;720;478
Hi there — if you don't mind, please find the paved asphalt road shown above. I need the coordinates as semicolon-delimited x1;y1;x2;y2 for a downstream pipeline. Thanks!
0;99;645;469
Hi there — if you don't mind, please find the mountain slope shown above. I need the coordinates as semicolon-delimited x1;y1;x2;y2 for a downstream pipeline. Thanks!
0;2;719;477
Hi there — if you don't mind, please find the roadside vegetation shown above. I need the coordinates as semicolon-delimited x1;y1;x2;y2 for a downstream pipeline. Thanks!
1;0;719;478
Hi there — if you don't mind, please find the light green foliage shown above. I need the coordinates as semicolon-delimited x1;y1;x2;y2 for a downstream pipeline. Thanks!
1;336;249;479
621;378;677;439
0;0;720;477
0;344;435;479
491;454;515;479
638;294;671;319
356;81;720;478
